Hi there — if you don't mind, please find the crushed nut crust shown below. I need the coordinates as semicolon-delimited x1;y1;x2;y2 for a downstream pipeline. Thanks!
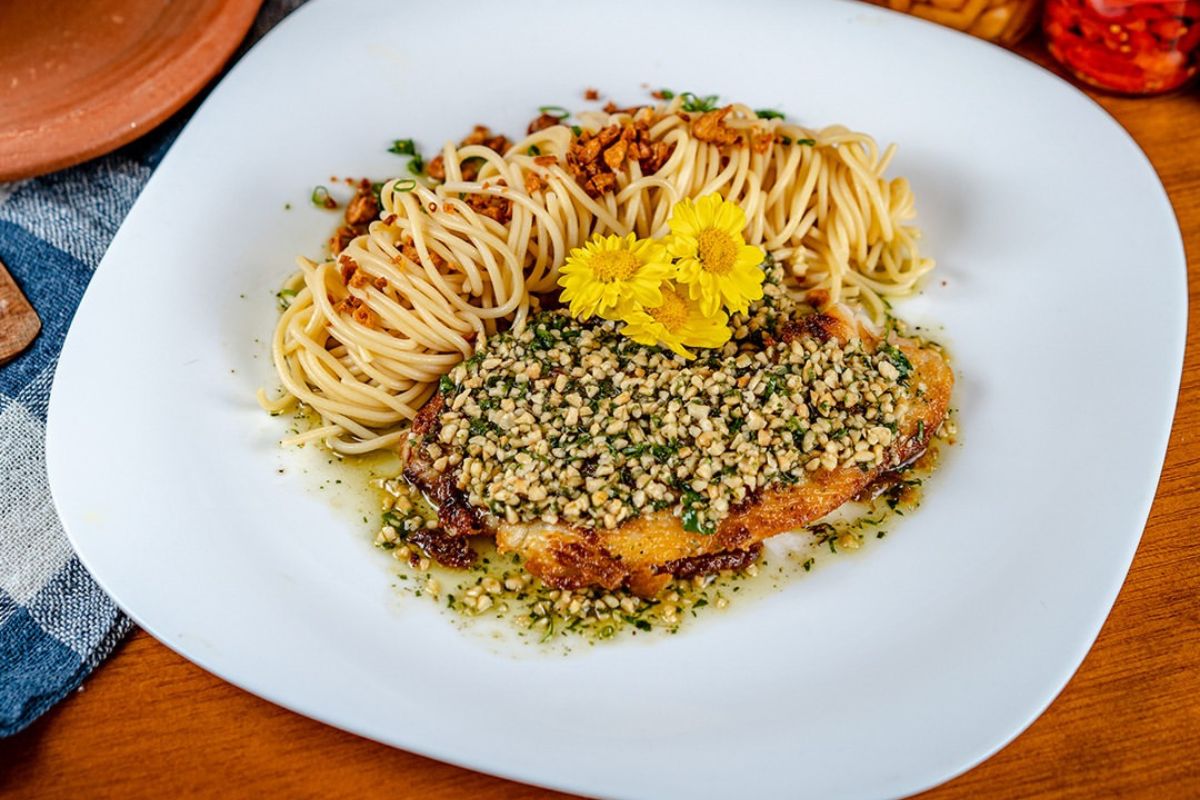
423;262;917;534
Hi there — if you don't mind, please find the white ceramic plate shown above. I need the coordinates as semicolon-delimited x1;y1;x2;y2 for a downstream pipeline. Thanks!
47;1;1186;797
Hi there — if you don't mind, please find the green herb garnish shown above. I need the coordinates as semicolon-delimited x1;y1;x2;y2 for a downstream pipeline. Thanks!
275;288;297;310
310;185;336;209
755;108;785;119
388;139;417;155
527;144;541;156
538;105;570;119
879;343;913;381
680;490;716;535
407;155;425;176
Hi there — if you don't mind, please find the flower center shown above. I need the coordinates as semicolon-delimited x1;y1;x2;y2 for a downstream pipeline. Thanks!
697;228;737;275
648;288;689;333
591;250;640;282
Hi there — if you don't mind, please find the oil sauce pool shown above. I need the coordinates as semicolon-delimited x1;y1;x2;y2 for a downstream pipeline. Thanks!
279;406;948;655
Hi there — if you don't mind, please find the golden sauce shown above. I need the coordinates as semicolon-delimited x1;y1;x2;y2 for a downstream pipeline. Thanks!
360;425;952;650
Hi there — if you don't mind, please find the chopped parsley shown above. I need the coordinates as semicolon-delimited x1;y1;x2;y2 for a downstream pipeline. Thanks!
879;343;913;381
680;490;715;535
388;138;417;155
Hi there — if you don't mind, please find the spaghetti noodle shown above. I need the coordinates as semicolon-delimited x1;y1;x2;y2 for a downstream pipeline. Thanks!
260;97;934;453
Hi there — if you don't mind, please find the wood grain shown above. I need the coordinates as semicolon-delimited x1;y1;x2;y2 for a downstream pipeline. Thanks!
1;39;1197;800
0;257;40;363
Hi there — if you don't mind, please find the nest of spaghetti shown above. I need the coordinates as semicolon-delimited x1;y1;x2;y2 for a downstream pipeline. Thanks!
260;97;935;457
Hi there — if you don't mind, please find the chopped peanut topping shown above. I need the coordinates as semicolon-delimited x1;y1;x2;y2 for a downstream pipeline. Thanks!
523;171;547;194
692;105;741;146
565;118;675;198
396;236;448;270
329;180;378;254
465;192;513;224
603;139;628;170
527;113;562;134
751;131;774;154
333;295;381;329
427;126;510;182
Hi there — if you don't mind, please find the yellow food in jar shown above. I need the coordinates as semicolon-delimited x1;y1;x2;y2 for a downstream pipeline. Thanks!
867;0;1040;44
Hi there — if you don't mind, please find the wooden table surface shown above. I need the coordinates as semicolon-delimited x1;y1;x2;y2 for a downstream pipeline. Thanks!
2;37;1197;800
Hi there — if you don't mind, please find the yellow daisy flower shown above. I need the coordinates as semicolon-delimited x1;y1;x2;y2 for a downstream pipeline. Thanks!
620;283;731;359
557;233;674;320
667;193;766;317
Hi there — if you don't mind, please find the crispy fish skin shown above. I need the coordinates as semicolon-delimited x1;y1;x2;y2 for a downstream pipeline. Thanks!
406;312;953;597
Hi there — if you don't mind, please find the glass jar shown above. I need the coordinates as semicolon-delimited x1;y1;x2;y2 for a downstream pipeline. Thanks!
1044;1;1200;94
866;0;1042;44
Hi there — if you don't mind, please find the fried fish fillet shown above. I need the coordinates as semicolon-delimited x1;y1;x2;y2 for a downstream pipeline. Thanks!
405;308;953;597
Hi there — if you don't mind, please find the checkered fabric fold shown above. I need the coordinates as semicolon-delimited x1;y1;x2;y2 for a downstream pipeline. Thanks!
0;0;305;737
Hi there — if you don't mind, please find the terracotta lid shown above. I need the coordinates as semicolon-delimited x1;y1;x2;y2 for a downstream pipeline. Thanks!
0;0;263;181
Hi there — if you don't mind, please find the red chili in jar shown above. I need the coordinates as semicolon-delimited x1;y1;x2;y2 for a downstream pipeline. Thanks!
1044;0;1200;94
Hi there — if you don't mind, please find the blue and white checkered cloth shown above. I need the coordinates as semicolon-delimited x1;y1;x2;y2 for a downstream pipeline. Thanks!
0;0;305;737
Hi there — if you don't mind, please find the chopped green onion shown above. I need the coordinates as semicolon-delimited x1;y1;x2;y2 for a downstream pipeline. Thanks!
275;288;297;310
310;185;336;209
570;125;582;136
755;108;785;119
680;92;720;112
659;88;675;99
794;138;816;146
388;139;416;155
538;105;570;119
527;144;541;156
407;155;425;175
392;178;417;192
